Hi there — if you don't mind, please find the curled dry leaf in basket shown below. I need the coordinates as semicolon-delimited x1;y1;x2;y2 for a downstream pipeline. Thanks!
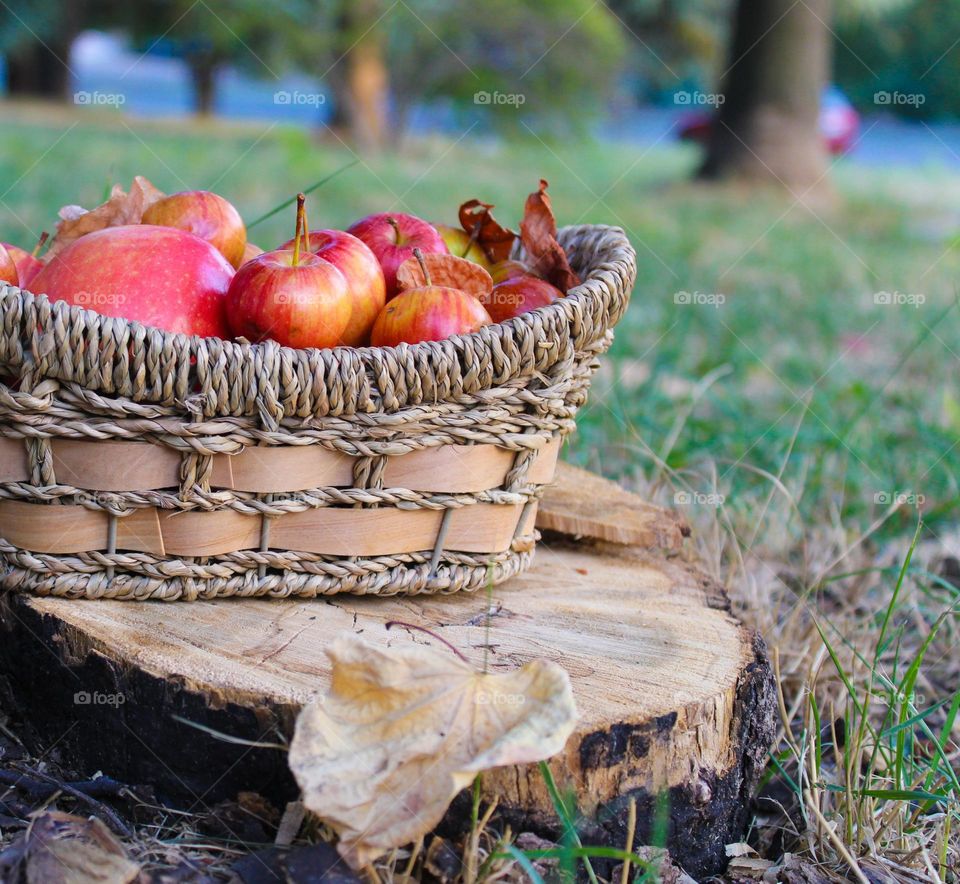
288;633;577;870
520;179;581;293
458;199;517;263
395;252;494;300
46;175;166;261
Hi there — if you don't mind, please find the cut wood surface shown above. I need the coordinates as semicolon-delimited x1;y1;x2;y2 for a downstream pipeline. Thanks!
537;461;688;549
0;471;773;878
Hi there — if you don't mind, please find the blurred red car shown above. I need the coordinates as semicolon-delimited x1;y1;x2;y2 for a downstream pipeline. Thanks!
678;86;860;155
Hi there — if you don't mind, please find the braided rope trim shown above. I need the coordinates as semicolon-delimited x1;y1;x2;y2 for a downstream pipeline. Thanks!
0;539;535;601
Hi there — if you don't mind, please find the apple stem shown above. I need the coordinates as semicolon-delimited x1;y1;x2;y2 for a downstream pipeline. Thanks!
464;219;483;259
413;247;432;286
386;216;401;244
292;193;306;267
31;231;49;258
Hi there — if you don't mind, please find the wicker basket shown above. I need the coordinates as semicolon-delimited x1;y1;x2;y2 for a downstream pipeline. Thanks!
0;225;634;601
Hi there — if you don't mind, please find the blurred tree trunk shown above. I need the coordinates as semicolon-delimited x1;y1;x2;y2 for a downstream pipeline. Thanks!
4;0;83;101
699;0;832;193
188;53;219;116
328;0;389;151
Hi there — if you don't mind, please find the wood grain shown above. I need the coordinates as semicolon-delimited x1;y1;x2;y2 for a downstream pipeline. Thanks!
537;461;688;549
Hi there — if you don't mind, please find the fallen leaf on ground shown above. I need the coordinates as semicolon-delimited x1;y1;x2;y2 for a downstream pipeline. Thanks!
458;199;517;263
395;253;493;300
21;811;140;884
519;179;580;293
46;176;166;261
289;634;577;870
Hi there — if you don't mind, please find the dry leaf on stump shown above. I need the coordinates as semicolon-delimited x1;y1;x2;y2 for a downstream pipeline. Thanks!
288;634;577;870
46;176;166;261
395;253;494;300
519;179;581;293
457;199;517;263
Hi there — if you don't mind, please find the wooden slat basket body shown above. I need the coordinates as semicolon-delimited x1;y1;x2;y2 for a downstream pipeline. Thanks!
0;226;634;600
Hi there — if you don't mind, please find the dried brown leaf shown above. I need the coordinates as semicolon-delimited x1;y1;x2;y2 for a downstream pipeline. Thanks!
289;635;577;870
519;179;580;293
396;253;493;300
46;176;166;261
458;200;517;263
23;811;140;884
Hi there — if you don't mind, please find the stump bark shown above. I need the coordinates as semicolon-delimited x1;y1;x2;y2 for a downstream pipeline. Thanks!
0;468;775;878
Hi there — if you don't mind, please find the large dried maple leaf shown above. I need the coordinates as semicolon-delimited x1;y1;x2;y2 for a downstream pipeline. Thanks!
395;253;494;300
289;634;577;869
45;176;166;261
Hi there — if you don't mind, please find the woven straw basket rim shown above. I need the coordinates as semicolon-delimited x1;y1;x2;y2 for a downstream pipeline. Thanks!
0;225;634;420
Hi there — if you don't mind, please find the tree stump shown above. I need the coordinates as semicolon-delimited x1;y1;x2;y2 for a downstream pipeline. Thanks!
0;469;775;878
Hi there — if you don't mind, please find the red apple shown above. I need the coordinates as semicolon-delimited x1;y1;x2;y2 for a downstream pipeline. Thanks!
280;229;385;347
435;224;491;269
29;225;234;338
346;212;447;300
371;251;491;346
0;245;17;286
142;190;247;268
480;277;562;323
226;251;351;349
489;259;533;285
2;243;42;287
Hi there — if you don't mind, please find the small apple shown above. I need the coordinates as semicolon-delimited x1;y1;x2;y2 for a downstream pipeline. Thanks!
141;190;247;268
346;212;447;300
480;277;562;323
489;259;534;285
0;245;18;286
2;242;43;287
226;195;352;350
370;249;492;347
29;225;234;337
435;224;491;269
280;229;385;347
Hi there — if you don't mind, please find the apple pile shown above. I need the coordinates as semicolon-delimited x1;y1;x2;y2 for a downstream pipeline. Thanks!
2;177;581;349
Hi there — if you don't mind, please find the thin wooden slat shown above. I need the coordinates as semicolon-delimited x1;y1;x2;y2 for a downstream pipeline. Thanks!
274;508;442;556
116;510;166;556
382;446;515;493
0;438;28;483
526;436;562;485
0;501;106;554
445;503;527;553
0;500;528;557
159;510;262;557
53;440;181;492
211;446;354;493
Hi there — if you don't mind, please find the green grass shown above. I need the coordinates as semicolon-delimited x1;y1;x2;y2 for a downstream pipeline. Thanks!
3;105;959;541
